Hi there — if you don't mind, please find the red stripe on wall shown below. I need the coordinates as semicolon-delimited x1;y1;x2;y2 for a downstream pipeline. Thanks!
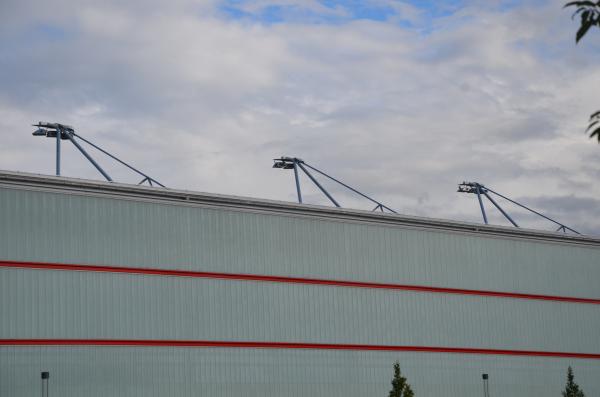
1;339;600;359
1;260;600;305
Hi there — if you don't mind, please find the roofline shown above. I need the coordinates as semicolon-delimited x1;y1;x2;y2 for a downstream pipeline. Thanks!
1;170;599;247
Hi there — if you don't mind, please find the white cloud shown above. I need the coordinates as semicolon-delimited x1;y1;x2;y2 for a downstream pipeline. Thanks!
0;0;598;235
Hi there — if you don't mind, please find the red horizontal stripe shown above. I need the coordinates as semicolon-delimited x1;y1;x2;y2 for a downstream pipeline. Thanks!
1;339;599;359
1;260;599;305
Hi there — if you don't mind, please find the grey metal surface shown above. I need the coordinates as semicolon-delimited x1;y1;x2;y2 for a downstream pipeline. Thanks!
65;132;113;182
1;267;600;352
71;133;164;187
1;170;599;396
1;347;599;397
0;172;598;298
0;170;598;245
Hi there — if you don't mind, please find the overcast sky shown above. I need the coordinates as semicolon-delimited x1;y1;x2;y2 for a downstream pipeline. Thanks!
1;0;599;235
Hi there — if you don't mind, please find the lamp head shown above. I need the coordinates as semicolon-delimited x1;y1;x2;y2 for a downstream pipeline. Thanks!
32;122;74;139
458;181;486;194
272;156;301;169
32;128;48;136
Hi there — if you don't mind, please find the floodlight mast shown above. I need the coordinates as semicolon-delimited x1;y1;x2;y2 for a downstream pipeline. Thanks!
32;122;73;176
273;156;397;214
31;122;164;187
458;181;579;234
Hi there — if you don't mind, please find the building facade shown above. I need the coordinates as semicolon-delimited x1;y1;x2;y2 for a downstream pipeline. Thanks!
1;170;599;396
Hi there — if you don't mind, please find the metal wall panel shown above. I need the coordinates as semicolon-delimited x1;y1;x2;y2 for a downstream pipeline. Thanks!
1;267;600;353
1;175;600;397
0;187;598;297
1;347;599;397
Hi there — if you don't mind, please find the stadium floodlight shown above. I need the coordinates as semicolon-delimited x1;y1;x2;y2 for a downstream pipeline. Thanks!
32;128;48;136
30;121;164;187
272;156;396;213
32;122;74;138
272;156;297;169
458;181;579;234
32;121;109;179
273;156;304;202
32;121;69;175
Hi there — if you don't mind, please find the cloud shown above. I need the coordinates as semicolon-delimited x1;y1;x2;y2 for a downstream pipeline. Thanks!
0;0;598;236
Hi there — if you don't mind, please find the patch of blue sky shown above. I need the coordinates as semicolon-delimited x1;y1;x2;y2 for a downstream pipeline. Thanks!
319;0;396;21
400;0;464;18
218;2;356;25
2;23;73;51
217;0;469;26
0;23;73;56
32;24;71;41
220;4;317;24
496;0;549;11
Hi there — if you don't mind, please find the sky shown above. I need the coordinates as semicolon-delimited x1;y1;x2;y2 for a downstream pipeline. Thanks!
0;0;599;235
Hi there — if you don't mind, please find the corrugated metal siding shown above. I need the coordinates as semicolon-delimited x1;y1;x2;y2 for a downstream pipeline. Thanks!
1;177;600;397
1;268;600;352
0;187;598;297
2;347;600;397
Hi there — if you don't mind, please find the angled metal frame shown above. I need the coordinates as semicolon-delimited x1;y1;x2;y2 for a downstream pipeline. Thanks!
458;181;579;234
273;156;396;214
32;122;165;187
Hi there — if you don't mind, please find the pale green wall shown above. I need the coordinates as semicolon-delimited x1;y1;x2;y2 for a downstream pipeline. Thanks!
0;187;598;296
2;347;600;397
1;181;599;397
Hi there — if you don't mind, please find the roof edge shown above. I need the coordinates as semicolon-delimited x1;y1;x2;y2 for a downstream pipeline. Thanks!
1;170;598;247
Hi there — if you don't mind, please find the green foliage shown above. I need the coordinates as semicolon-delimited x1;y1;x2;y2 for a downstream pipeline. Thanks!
564;1;600;43
587;111;600;142
564;4;600;143
562;366;585;397
388;361;414;397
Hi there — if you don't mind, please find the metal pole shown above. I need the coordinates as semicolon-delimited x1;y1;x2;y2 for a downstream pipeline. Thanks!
296;162;341;207
475;185;488;224
55;128;61;176
73;133;165;187
41;371;49;397
65;133;113;182
483;191;519;227
482;374;489;397
483;186;579;234
302;162;397;213
293;161;303;203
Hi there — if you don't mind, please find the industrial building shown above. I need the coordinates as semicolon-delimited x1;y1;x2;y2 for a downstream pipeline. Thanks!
1;170;599;396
